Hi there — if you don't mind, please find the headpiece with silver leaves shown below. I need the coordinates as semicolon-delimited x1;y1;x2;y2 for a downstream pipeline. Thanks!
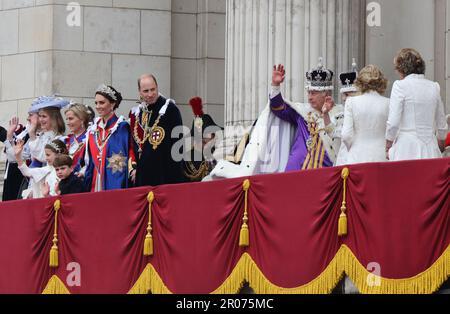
47;141;63;154
96;84;117;101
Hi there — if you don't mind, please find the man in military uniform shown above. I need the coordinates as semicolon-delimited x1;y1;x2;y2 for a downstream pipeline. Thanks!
183;97;223;182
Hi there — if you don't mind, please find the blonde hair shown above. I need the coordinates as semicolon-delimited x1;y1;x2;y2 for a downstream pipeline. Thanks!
65;103;94;129
394;48;426;76
355;65;388;95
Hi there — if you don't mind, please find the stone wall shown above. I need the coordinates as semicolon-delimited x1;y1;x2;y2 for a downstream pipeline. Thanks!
360;0;449;115
0;0;226;131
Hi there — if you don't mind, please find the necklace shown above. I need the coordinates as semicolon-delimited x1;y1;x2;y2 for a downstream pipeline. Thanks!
94;126;113;164
305;112;326;152
184;161;210;181
133;109;152;153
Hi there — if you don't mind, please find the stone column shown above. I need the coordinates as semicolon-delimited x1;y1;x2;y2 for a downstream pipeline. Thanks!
171;0;226;127
444;0;450;114
222;0;365;154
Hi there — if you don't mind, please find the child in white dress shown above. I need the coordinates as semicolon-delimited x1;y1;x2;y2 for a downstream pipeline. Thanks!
14;139;68;199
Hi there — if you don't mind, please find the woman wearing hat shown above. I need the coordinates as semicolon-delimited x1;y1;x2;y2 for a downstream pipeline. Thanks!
27;96;69;165
386;48;447;160
341;65;390;164
84;84;134;192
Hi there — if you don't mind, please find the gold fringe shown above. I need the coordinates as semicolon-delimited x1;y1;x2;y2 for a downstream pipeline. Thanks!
144;192;154;256
128;263;172;294
42;275;70;294
50;200;61;268
39;245;448;294
239;179;251;247
341;245;450;294
211;252;344;294
338;168;349;237
211;245;450;294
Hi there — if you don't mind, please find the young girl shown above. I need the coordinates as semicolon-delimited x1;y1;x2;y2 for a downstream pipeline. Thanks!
14;139;68;199
27;96;69;165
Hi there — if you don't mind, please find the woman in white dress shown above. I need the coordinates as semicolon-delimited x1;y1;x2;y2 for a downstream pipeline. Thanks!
341;65;390;164
386;48;447;160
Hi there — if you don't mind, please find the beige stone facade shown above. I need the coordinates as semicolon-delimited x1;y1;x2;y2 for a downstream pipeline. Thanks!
0;0;226;132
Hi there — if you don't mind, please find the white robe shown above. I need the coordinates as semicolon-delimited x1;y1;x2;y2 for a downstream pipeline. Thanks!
207;101;343;180
18;164;58;199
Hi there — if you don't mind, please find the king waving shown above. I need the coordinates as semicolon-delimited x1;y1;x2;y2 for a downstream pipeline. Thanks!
209;58;344;180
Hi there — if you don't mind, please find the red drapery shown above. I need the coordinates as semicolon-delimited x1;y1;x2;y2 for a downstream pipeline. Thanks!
0;158;448;294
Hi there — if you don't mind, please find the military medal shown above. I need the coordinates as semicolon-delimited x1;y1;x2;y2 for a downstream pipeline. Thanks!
150;126;165;150
306;137;314;151
149;115;165;150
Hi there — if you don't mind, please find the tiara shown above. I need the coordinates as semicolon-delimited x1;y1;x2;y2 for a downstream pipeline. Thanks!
67;101;90;110
96;84;117;101
48;142;63;154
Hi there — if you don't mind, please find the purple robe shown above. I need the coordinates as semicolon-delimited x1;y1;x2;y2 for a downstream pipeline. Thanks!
270;92;332;171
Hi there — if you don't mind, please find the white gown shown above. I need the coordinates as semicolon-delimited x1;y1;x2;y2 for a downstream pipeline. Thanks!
18;164;58;199
341;91;390;164
386;74;447;161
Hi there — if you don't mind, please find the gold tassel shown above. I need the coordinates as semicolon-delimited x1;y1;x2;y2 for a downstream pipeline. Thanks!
144;191;154;256
338;212;347;236
239;179;250;247
49;200;61;268
338;168;350;237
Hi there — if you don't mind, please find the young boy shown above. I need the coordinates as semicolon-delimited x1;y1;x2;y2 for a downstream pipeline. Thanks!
53;154;87;195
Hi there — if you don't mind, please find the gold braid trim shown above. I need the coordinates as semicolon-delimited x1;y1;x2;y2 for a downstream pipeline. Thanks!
42;275;70;294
